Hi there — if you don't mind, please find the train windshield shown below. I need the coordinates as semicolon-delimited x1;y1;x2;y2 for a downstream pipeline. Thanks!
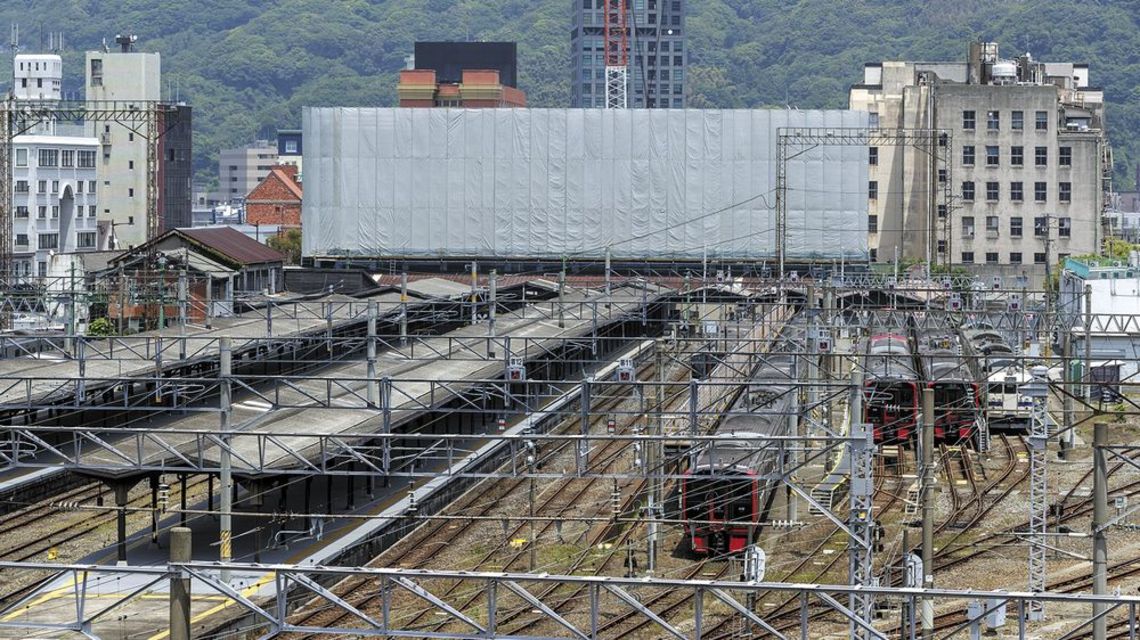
685;478;754;522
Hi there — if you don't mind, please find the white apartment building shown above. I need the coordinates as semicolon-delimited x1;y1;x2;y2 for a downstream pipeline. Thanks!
850;42;1111;283
10;54;100;282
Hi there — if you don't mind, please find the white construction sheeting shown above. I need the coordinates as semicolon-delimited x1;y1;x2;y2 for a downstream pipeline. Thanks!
302;107;869;260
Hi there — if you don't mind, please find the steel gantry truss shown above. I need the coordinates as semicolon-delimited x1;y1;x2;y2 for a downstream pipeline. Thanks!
3;561;1139;640
775;128;954;278
0;99;185;284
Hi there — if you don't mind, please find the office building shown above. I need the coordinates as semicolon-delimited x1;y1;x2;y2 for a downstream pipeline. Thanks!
398;42;525;108
276;129;302;177
850;41;1111;281
217;140;278;203
570;0;686;108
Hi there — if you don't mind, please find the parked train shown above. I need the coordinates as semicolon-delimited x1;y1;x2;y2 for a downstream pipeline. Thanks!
962;328;1033;427
862;331;920;444
913;329;981;443
681;317;807;555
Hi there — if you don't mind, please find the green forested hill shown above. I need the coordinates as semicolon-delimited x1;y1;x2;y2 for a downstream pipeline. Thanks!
2;0;1138;187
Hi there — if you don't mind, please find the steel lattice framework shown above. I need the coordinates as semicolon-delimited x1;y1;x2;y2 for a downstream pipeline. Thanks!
0;99;184;287
603;0;629;109
775;127;954;278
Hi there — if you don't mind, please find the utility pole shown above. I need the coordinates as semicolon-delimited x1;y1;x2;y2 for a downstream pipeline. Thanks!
366;301;378;406
488;269;497;358
169;527;191;640
1093;421;1107;640
1084;284;1093;402
558;258;566;329
469;261;478;325
848;384;874;639
647;338;664;574
604;246;612;297
219;337;233;583
400;271;409;346
921;387;935;637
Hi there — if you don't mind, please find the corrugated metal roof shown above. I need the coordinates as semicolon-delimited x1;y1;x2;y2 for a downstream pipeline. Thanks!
177;227;285;266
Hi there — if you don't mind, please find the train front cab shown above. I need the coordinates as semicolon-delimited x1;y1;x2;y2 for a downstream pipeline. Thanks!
930;382;981;444
864;380;919;444
681;471;760;555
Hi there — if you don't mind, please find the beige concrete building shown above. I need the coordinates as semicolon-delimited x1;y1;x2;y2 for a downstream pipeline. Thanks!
84;41;161;250
217;141;278;203
850;42;1111;282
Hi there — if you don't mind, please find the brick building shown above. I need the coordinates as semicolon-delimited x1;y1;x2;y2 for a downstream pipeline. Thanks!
397;68;526;108
245;165;302;227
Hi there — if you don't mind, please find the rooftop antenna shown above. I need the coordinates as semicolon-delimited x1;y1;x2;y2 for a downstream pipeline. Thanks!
101;37;109;53
9;24;18;56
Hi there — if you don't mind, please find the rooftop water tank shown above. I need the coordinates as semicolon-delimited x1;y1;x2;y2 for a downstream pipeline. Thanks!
992;60;1017;84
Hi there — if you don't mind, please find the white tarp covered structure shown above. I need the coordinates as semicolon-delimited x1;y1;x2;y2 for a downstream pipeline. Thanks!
302;107;869;260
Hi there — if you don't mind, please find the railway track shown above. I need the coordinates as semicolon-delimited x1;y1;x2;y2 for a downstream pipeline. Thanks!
282;354;692;638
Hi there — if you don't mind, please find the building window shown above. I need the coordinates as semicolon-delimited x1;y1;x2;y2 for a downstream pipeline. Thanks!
937;240;946;254
986;181;999;201
77;150;96;168
1059;146;1072;167
961;251;975;264
285;140;298;154
88;205;96;217
986;252;999;264
37;206;46;219
1034;216;1048;237
986;145;999;166
868;181;878;200
938;168;947;183
88;181;96;194
869;147;878;165
986;215;999;235
869;248;878;261
37;261;46;278
128;188;134;198
15;206;28;218
1059;181;1072;203
77;232;96;249
962;145;975;165
60;150;75;168
51;205;59;218
51;180;59;194
963;110;976;130
38;149;58;167
1010;217;1023;237
868;215;878;233
76;181;83;194
37;233;58;250
1012;110;1024;130
1035;110;1049;131
1011;146;1024;166
14;148;27;167
14;180;28;194
128;160;134;170
1009;252;1022;264
14;234;28;246
1058;216;1072;238
1010;181;1023;202
987;110;1000;130
1034;252;1047;264
1035;146;1048;166
962;216;975;238
962;181;975;202
1034;181;1047;202
937;204;947;218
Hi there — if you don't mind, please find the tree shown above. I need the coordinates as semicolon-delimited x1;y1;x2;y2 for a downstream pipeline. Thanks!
268;228;302;265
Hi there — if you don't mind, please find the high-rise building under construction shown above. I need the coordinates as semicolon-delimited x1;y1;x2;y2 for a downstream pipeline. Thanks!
570;0;686;108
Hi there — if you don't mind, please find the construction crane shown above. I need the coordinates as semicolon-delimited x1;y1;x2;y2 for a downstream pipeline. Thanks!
603;0;629;109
